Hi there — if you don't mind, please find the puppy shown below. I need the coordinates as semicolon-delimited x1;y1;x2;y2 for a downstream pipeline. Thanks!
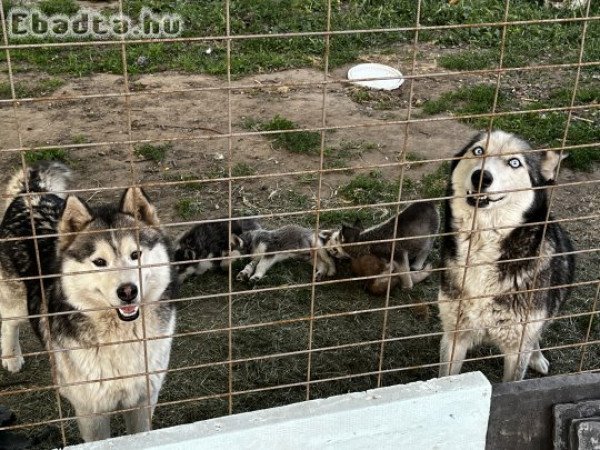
327;201;440;290
174;218;261;282
232;225;336;282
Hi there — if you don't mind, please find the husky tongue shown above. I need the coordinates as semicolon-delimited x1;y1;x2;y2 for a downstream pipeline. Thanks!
119;305;137;314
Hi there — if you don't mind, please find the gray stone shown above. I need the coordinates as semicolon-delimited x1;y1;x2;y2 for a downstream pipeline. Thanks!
486;373;600;450
554;400;600;450
574;420;600;450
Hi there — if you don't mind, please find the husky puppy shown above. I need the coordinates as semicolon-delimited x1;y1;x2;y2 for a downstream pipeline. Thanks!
0;163;176;442
232;225;336;282
327;201;439;290
174;218;261;283
438;130;575;382
350;254;433;296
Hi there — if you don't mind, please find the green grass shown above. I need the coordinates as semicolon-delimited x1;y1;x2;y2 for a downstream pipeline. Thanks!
4;1;595;77
175;197;203;219
24;148;68;164
134;143;171;162
339;171;400;205
439;50;500;71
253;115;321;155
422;83;599;171
0;78;64;100
232;162;256;177
38;0;79;16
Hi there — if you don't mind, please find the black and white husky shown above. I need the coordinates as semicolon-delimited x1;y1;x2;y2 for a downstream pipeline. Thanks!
326;201;440;290
174;218;261;283
232;225;336;282
438;130;575;382
0;162;176;442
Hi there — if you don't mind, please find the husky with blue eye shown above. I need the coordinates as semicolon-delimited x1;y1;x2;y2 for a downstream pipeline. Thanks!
0;162;176;442
438;130;575;382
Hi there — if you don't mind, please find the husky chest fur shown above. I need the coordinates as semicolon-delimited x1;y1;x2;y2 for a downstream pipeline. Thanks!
438;130;575;382
0;165;176;442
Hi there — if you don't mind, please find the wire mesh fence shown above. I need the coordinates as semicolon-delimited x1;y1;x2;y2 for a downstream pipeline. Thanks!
0;0;598;447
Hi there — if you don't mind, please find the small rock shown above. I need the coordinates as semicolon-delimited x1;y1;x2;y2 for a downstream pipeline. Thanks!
136;56;149;67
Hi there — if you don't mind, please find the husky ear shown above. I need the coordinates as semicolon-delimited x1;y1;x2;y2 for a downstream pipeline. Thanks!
352;218;364;229
58;195;93;251
541;151;567;182
318;229;333;241
230;234;244;251
341;224;361;243
120;187;160;227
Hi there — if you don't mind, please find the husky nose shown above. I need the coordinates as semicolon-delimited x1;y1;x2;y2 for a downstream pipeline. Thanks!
117;283;138;302
471;170;493;190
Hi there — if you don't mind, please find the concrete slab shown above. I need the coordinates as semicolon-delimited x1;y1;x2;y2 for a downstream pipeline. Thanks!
554;400;600;450
67;371;492;450
574;420;600;450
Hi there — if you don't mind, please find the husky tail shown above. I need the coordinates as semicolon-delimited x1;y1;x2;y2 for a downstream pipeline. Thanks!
3;161;72;211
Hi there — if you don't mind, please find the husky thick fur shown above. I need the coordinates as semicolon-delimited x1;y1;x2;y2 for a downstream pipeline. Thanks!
0;163;176;442
327;201;439;290
232;225;336;282
438;130;575;382
174;218;261;282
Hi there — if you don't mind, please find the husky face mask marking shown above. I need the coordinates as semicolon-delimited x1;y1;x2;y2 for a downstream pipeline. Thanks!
451;132;535;213
60;190;171;322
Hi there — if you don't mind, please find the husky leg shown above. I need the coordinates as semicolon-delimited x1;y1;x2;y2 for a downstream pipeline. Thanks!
411;239;433;271
237;257;259;281
0;280;27;373
124;404;151;435
439;331;472;377
409;263;432;285
76;411;111;442
501;340;534;382
528;340;550;375
249;254;288;282
397;251;413;290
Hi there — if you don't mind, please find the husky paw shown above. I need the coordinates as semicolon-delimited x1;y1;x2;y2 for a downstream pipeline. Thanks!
529;352;550;375
249;274;263;283
2;355;24;373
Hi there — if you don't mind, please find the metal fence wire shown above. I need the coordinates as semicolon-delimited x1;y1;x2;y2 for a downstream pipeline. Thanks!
0;0;598;446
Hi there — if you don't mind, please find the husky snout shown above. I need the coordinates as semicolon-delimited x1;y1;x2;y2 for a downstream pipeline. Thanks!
471;169;493;191
117;283;138;303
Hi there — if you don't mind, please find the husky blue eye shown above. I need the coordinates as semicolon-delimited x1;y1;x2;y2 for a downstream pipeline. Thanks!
131;251;141;260
92;258;107;267
472;146;484;156
508;158;521;168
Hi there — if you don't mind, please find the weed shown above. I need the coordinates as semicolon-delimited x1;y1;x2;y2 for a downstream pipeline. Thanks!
259;115;321;155
175;198;203;219
135;143;171;162
339;171;399;205
439;50;499;71
0;78;64;100
38;0;79;16
24;148;68;164
232;162;256;177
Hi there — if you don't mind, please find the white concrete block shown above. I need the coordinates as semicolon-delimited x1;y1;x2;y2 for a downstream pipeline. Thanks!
67;371;491;450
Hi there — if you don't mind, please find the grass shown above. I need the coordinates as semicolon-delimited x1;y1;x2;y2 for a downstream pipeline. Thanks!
24;148;68;164
248;115;321;155
422;83;600;171
134;143;171;162
232;162;256;177
0;78;64;100
339;171;401;205
175;197;203;219
4;1;595;77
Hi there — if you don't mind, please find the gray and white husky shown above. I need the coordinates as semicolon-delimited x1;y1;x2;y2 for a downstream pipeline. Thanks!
326;201;440;289
232;225;336;282
438;130;575;382
0;162;176;442
174;218;261;283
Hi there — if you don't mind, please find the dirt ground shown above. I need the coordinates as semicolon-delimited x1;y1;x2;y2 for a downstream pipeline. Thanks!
0;49;598;447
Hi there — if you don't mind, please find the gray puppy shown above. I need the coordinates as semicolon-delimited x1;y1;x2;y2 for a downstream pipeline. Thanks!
232;225;336;282
326;201;440;289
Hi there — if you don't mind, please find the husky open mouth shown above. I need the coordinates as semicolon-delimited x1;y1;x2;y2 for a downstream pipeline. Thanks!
117;304;140;321
466;190;505;208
